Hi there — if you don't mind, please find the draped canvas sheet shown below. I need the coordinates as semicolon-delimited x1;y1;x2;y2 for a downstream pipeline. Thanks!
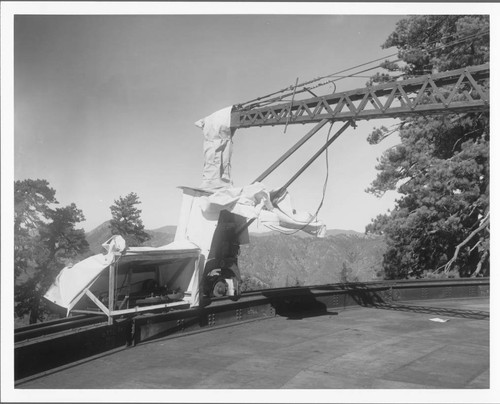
258;191;327;237
44;235;127;311
44;235;201;312
192;106;326;237
173;184;325;302
195;106;235;190
175;188;223;306
202;183;326;237
44;254;114;313
175;183;326;252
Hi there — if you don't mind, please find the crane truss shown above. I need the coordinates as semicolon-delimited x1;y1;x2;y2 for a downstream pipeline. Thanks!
231;64;489;128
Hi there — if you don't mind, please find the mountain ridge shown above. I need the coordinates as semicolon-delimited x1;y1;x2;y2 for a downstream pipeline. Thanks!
85;221;369;254
85;221;384;288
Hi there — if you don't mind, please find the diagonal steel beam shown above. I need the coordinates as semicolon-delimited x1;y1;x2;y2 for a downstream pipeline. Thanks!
271;120;353;201
252;119;330;184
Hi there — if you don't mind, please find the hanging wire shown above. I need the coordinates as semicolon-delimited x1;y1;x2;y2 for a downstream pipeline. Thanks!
240;53;400;108
238;28;489;110
312;121;333;218
274;120;335;236
246;28;489;237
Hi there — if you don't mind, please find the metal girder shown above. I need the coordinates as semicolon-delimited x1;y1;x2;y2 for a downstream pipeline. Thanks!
231;64;489;128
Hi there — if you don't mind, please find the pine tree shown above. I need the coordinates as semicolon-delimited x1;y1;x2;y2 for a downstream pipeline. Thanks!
365;16;489;279
14;179;89;323
109;192;151;247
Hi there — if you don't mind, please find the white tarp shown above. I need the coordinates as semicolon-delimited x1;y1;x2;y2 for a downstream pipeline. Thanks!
200;183;326;237
175;183;326;254
44;253;114;313
260;190;327;237
44;235;201;313
44;236;127;311
193;106;326;237
195;106;235;190
175;188;223;305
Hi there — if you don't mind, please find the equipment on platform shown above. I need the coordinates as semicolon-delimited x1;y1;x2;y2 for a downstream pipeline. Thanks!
44;62;489;321
45;236;201;323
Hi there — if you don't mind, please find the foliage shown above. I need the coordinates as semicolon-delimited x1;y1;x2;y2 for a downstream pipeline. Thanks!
239;233;384;289
365;15;489;279
340;262;359;283
14;179;89;323
109;192;151;247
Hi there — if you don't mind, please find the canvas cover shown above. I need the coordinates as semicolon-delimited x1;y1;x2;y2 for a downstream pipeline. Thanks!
195;183;326;237
44;235;201;313
192;106;326;237
174;183;325;271
195;106;235;190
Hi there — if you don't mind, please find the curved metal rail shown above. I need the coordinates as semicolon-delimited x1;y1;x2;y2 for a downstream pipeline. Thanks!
15;277;488;339
15;315;106;343
15;277;489;381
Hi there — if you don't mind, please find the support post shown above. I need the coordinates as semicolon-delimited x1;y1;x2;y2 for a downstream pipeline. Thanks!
252;118;329;183
108;262;116;325
86;290;110;316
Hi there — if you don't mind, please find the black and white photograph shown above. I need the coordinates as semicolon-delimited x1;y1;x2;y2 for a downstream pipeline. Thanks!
1;2;497;402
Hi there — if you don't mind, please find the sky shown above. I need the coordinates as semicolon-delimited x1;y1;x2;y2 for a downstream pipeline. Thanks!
12;12;408;233
2;2;500;403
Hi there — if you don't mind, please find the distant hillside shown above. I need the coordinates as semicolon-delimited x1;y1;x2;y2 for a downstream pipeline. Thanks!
86;222;177;254
326;229;364;237
275;228;365;239
151;225;177;234
242;229;363;238
85;220;113;254
239;233;385;290
86;222;363;254
146;225;177;247
85;222;385;289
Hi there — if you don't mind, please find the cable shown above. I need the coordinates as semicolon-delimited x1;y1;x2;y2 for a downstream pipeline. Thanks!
314;29;488;89
274;120;334;237
313;121;333;219
239;28;489;110
240;53;399;108
241;54;400;109
242;60;401;110
245;28;489;237
315;29;488;90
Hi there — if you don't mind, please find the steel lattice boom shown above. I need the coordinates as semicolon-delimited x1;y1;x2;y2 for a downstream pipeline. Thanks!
231;64;489;128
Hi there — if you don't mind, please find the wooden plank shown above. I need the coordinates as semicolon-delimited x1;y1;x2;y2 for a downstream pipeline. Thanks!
118;296;129;310
108;263;115;324
109;300;190;317
119;251;199;264
71;309;108;316
85;290;110;316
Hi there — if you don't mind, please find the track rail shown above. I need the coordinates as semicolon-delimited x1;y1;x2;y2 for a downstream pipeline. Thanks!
15;277;488;338
248;276;487;293
15;315;106;343
15;277;489;381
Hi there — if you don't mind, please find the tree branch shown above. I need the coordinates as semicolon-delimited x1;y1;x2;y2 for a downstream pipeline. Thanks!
443;212;490;274
471;249;488;277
